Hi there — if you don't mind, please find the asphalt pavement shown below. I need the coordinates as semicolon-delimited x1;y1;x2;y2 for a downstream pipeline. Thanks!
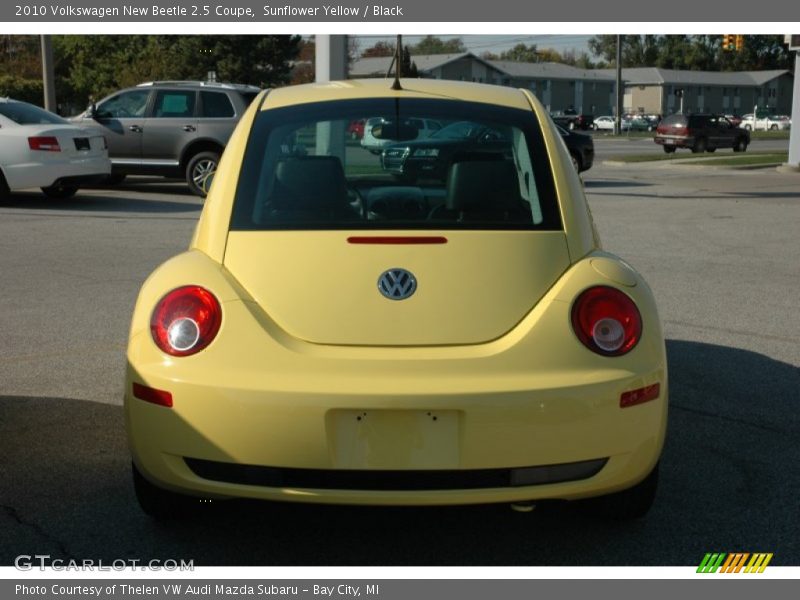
0;165;798;566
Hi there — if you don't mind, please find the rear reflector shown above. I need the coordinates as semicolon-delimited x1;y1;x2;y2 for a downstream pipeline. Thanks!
28;136;61;152
347;236;448;245
132;382;173;408
620;383;660;408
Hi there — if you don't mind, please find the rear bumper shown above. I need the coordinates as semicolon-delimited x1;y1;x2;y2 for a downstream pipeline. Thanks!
126;357;667;505
654;135;693;148
4;155;110;190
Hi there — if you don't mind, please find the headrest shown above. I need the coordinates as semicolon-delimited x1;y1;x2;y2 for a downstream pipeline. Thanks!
445;158;521;211
271;156;348;209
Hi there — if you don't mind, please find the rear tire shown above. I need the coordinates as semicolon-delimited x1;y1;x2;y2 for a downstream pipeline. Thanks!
691;138;707;153
770;124;778;131
662;146;676;154
707;148;716;153
733;138;748;153
0;170;10;201
584;462;659;520
570;153;581;172
132;463;202;520
41;184;78;199
186;151;220;198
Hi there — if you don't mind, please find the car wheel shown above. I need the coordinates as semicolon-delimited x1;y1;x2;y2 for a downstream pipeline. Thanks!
744;124;752;131
733;138;748;153
584;462;659;520
0;171;10;201
132;463;203;520
662;146;676;154
568;122;576;130
570;153;581;172
591;123;598;131
707;148;716;153
770;124;778;131
691;138;707;153
186;151;220;197
41;184;78;199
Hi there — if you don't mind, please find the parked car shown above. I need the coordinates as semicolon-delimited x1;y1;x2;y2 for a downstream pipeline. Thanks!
739;113;791;131
555;124;594;172
654;113;749;153
0;97;110;200
551;108;594;131
723;114;742;127
592;116;615;131
361;116;441;154
381;120;512;181
125;78;666;521
347;119;365;139
71;80;260;196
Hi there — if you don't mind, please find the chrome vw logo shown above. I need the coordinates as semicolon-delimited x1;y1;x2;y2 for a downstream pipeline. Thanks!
377;268;417;300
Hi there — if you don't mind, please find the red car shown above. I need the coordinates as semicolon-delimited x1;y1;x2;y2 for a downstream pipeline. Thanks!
347;119;365;139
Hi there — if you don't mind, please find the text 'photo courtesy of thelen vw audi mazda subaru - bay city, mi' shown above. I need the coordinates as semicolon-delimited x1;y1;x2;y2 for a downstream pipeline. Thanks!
125;78;668;520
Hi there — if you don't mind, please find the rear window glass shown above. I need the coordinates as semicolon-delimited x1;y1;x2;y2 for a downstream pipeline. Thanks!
231;98;561;231
661;114;687;126
201;91;235;118
0;101;67;125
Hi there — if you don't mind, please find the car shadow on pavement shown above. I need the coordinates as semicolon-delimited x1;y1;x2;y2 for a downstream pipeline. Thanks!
0;192;201;214
1;340;797;566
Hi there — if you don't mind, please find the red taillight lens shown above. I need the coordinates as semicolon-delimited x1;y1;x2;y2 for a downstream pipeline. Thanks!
150;286;222;356
571;286;642;356
28;136;61;152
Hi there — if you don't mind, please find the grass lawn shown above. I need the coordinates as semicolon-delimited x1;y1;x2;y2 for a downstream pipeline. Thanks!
608;151;787;164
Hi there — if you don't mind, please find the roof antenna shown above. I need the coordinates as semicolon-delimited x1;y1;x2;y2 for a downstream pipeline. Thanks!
390;34;403;90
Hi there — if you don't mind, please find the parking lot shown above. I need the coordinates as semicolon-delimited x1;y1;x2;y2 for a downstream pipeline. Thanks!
1;151;798;565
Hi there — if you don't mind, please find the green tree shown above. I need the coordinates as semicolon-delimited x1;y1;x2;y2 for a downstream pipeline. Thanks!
361;41;395;58
499;43;540;62
406;36;465;55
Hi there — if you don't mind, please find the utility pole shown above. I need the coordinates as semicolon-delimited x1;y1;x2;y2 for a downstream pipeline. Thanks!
614;35;623;135
40;35;56;112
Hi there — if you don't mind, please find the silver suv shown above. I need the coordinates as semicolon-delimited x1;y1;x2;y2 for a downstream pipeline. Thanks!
72;81;260;196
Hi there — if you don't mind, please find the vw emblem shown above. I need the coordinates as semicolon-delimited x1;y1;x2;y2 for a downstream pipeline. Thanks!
377;268;417;300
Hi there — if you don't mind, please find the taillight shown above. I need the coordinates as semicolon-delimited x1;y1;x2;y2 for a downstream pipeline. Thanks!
150;286;222;356
28;136;61;152
571;286;642;356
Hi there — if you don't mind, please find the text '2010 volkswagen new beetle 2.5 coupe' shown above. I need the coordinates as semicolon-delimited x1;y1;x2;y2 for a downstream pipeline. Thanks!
125;78;668;520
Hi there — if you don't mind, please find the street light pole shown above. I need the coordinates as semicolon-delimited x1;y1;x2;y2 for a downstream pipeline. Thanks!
614;35;623;135
40;35;56;112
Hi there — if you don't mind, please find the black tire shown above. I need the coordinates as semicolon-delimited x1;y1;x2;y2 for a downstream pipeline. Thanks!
0;170;10;201
568;121;576;130
744;124;752;131
707;148;716;153
132;463;202;520
41;184;78;199
186;151;220;197
733;137;748;153
662;146;676;154
691;138;707;153
569;153;581;172
585;462;659;520
769;124;778;131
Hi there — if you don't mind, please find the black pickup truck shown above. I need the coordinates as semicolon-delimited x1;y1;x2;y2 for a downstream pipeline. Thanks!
550;108;594;131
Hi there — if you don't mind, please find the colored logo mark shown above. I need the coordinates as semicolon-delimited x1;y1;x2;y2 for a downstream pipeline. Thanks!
697;553;773;573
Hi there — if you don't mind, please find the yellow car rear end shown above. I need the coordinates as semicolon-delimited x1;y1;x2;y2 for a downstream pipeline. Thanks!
125;79;667;519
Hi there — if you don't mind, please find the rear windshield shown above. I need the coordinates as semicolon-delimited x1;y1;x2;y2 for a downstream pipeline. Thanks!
0;101;67;125
230;98;561;231
661;114;687;126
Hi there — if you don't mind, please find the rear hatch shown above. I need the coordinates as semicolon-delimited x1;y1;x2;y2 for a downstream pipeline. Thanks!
656;114;688;137
224;231;571;346
38;126;106;158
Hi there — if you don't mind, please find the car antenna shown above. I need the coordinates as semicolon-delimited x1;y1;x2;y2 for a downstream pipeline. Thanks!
388;34;403;90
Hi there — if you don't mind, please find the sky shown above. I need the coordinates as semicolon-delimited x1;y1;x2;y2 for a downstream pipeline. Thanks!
351;34;593;57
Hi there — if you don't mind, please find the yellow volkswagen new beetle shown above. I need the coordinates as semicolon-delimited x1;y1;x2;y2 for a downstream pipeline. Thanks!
125;79;667;520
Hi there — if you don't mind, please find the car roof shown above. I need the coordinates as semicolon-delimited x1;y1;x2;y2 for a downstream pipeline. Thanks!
262;78;533;112
136;81;261;92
